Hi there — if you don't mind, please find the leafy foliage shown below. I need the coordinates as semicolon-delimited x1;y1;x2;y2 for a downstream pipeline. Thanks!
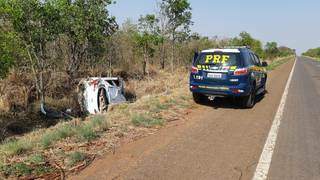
58;0;118;78
265;42;279;58
160;0;193;71
162;0;193;38
302;47;320;59
0;0;295;131
134;14;163;74
230;31;295;59
231;31;264;58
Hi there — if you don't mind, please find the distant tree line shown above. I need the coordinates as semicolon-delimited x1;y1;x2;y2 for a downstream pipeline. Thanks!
302;47;320;59
0;0;295;112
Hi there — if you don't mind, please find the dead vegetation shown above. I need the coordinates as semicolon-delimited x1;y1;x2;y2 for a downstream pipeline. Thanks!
0;68;195;179
0;57;294;178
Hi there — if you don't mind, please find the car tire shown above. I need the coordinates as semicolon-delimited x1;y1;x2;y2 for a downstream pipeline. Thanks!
98;88;108;113
262;77;267;95
192;92;207;104
261;84;267;95
241;86;256;108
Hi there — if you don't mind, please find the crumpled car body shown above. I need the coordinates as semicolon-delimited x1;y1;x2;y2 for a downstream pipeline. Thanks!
78;77;126;114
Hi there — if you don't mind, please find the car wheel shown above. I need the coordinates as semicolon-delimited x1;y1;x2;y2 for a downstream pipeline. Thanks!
241;87;256;108
261;84;267;95
98;89;108;113
262;77;267;95
192;92;207;104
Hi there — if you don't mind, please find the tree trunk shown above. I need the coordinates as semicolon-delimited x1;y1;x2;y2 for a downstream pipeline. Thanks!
67;41;87;79
160;42;165;69
170;31;177;72
27;48;46;115
143;46;148;75
171;38;175;72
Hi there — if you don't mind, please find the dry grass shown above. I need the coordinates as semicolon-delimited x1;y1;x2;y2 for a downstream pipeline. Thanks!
266;56;294;71
0;68;194;178
0;56;295;178
126;68;188;98
0;97;9;112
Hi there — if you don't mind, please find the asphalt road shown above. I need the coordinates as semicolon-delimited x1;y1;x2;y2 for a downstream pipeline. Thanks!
72;58;296;180
267;57;320;180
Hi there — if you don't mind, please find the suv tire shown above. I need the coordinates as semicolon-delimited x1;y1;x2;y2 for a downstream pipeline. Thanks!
241;86;256;108
192;92;207;104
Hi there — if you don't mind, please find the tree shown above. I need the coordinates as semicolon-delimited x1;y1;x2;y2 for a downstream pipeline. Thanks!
4;0;62;110
160;0;193;71
302;47;320;58
278;46;295;57
157;1;169;69
231;31;264;58
0;3;26;79
134;14;162;75
0;30;25;79
59;0;118;79
2;0;118;113
265;42;279;58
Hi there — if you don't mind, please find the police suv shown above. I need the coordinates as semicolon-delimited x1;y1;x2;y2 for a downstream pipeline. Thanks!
189;46;268;108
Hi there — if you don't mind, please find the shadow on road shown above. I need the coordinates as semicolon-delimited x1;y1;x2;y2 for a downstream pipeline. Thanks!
197;91;268;110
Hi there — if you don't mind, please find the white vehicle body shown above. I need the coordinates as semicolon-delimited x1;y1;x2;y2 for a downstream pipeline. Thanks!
78;77;126;114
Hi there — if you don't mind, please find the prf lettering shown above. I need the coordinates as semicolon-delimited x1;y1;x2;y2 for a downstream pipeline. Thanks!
205;55;230;64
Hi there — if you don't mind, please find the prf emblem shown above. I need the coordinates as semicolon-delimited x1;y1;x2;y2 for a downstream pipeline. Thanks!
205;55;230;64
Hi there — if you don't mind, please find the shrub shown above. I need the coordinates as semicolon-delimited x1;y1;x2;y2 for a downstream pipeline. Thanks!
27;154;45;165
131;114;164;128
0;162;32;177
0;139;31;156
66;151;86;167
76;124;98;141
41;125;74;148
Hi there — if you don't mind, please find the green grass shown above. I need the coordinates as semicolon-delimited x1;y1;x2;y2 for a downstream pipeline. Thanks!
0;154;54;177
32;165;54;176
0;139;32;156
149;99;170;113
266;57;292;71
0;162;32;177
40;124;75;148
0;81;192;178
40;116;107;147
66;151;86;167
91;115;110;131
131;114;164;128
76;124;98;141
0;115;107;159
303;55;320;61
27;154;46;165
26;154;54;175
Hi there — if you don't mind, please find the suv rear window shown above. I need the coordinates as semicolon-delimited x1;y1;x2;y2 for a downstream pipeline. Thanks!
195;52;241;67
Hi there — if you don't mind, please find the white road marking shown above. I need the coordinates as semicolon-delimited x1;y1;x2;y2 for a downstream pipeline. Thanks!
252;58;297;180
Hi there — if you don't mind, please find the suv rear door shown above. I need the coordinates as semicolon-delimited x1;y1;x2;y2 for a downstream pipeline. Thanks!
194;51;241;86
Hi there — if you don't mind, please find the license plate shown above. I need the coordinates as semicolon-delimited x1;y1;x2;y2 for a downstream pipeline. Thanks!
207;73;222;79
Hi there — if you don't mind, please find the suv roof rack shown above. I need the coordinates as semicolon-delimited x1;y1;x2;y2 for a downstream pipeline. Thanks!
223;46;251;49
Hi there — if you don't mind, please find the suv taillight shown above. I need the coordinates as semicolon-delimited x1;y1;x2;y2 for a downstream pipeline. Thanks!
191;66;198;74
234;68;249;76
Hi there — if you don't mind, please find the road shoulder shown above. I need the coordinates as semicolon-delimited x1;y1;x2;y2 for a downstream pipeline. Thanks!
71;59;295;180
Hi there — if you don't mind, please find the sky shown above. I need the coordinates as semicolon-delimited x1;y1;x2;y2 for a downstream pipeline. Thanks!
108;0;320;54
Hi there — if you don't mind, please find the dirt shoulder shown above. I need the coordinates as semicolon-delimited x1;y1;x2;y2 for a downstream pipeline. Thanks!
71;59;295;180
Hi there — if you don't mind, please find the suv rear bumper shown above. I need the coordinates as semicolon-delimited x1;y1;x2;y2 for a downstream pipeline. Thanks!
189;82;251;97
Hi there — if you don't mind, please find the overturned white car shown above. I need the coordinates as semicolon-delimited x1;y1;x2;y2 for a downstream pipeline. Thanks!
78;77;126;114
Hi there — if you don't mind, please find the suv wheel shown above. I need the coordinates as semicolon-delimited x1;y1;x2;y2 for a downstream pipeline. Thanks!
192;92;207;104
241;87;256;108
